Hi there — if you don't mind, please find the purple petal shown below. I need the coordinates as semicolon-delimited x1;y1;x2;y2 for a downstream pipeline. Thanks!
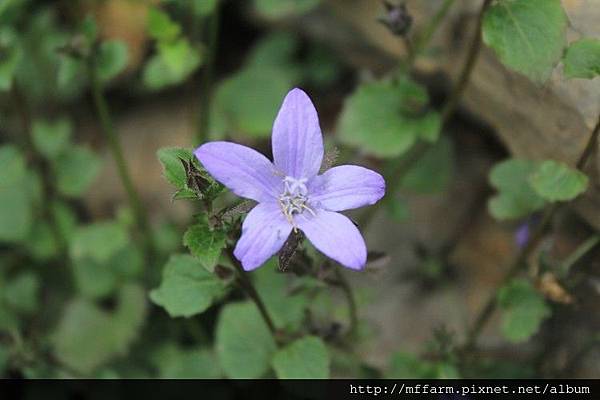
309;165;385;212
234;202;292;271
195;141;281;203
272;88;324;179
297;210;367;270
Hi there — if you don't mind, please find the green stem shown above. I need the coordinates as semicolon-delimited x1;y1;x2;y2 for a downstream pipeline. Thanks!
559;235;600;277
226;248;278;337
463;113;600;352
88;54;155;261
412;0;456;62
196;6;220;145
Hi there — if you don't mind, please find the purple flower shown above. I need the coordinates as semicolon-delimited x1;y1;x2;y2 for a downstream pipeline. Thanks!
195;88;385;271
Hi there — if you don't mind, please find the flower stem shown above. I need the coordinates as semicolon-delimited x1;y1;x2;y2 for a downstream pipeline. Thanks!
462;113;600;352
411;0;456;65
334;267;358;338
361;0;490;229
226;248;278;336
87;55;156;262
196;6;220;145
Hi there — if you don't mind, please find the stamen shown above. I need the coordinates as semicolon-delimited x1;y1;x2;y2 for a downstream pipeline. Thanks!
278;176;315;227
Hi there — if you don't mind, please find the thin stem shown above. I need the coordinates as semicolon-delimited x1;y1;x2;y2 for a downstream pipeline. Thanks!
412;0;456;61
441;0;492;123
11;84;68;257
88;54;156;260
196;6;220;145
226;248;278;336
334;267;358;338
463;113;600;351
559;234;600;277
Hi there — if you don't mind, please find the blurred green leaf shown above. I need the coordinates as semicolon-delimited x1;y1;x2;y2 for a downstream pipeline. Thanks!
272;336;329;379
563;38;600;79
216;301;276;378
70;221;129;264
402;136;454;193
211;34;299;138
193;0;219;16
96;40;128;83
143;39;202;90
0;45;19;91
152;344;221;378
482;0;567;82
73;257;118;300
338;79;439;158
387;198;410;222
52;284;147;374
52;200;77;243
26;222;58;261
302;44;342;87
147;8;181;41
530;160;588;202
254;261;308;331
254;0;320;18
32;118;72;160
157;147;193;189
0;145;34;243
183;218;226;272
488;159;545;220
3;271;39;315
150;254;226;317
54;145;101;198
386;351;459;378
498;278;551;343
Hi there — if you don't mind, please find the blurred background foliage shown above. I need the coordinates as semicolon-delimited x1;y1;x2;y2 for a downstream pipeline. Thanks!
0;0;599;380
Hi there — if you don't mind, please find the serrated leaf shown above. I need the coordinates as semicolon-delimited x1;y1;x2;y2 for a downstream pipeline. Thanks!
157;147;193;189
54;146;101;198
96;40;128;83
147;8;181;41
272;336;329;379
482;0;567;82
498;278;551;343
150;254;226;317
32;118;72;160
52;284;147;374
216;301;276;378
338;79;438;158
183;219;226;272
529;160;588;202
401;136;454;193
563;38;600;80
488;159;545;220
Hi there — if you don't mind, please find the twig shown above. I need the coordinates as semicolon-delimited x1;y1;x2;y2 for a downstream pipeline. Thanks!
88;53;156;262
462;113;600;351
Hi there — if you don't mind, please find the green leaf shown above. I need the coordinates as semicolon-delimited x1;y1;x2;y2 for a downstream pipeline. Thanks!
254;0;320;18
0;44;19;91
143;38;202;90
150;254;226;317
3;272;39;315
32;118;72;160
498;278;551;343
157;147;193;189
152;344;221;378
52;284;147;374
193;0;219;16
147;8;181;41
338;79;438;158
54;146;101;198
272;336;329;379
70;221;129;264
0;145;34;242
482;0;567;82
563;38;600;79
386;198;410;222
183;218;226;272
529;160;588;202
402;136;454;193
386;352;459;378
96;40;128;83
254;261;309;331
216;301;276;378
488;159;545;220
26;222;59;261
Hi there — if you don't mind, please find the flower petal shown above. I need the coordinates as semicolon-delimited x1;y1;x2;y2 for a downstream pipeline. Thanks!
234;202;292;271
272;88;324;179
309;165;386;212
195;141;281;202
297;210;366;270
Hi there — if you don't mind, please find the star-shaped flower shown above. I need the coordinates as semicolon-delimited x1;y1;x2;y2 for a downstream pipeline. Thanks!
195;88;385;271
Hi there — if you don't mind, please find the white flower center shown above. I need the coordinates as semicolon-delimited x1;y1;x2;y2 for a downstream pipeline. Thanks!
278;176;316;227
